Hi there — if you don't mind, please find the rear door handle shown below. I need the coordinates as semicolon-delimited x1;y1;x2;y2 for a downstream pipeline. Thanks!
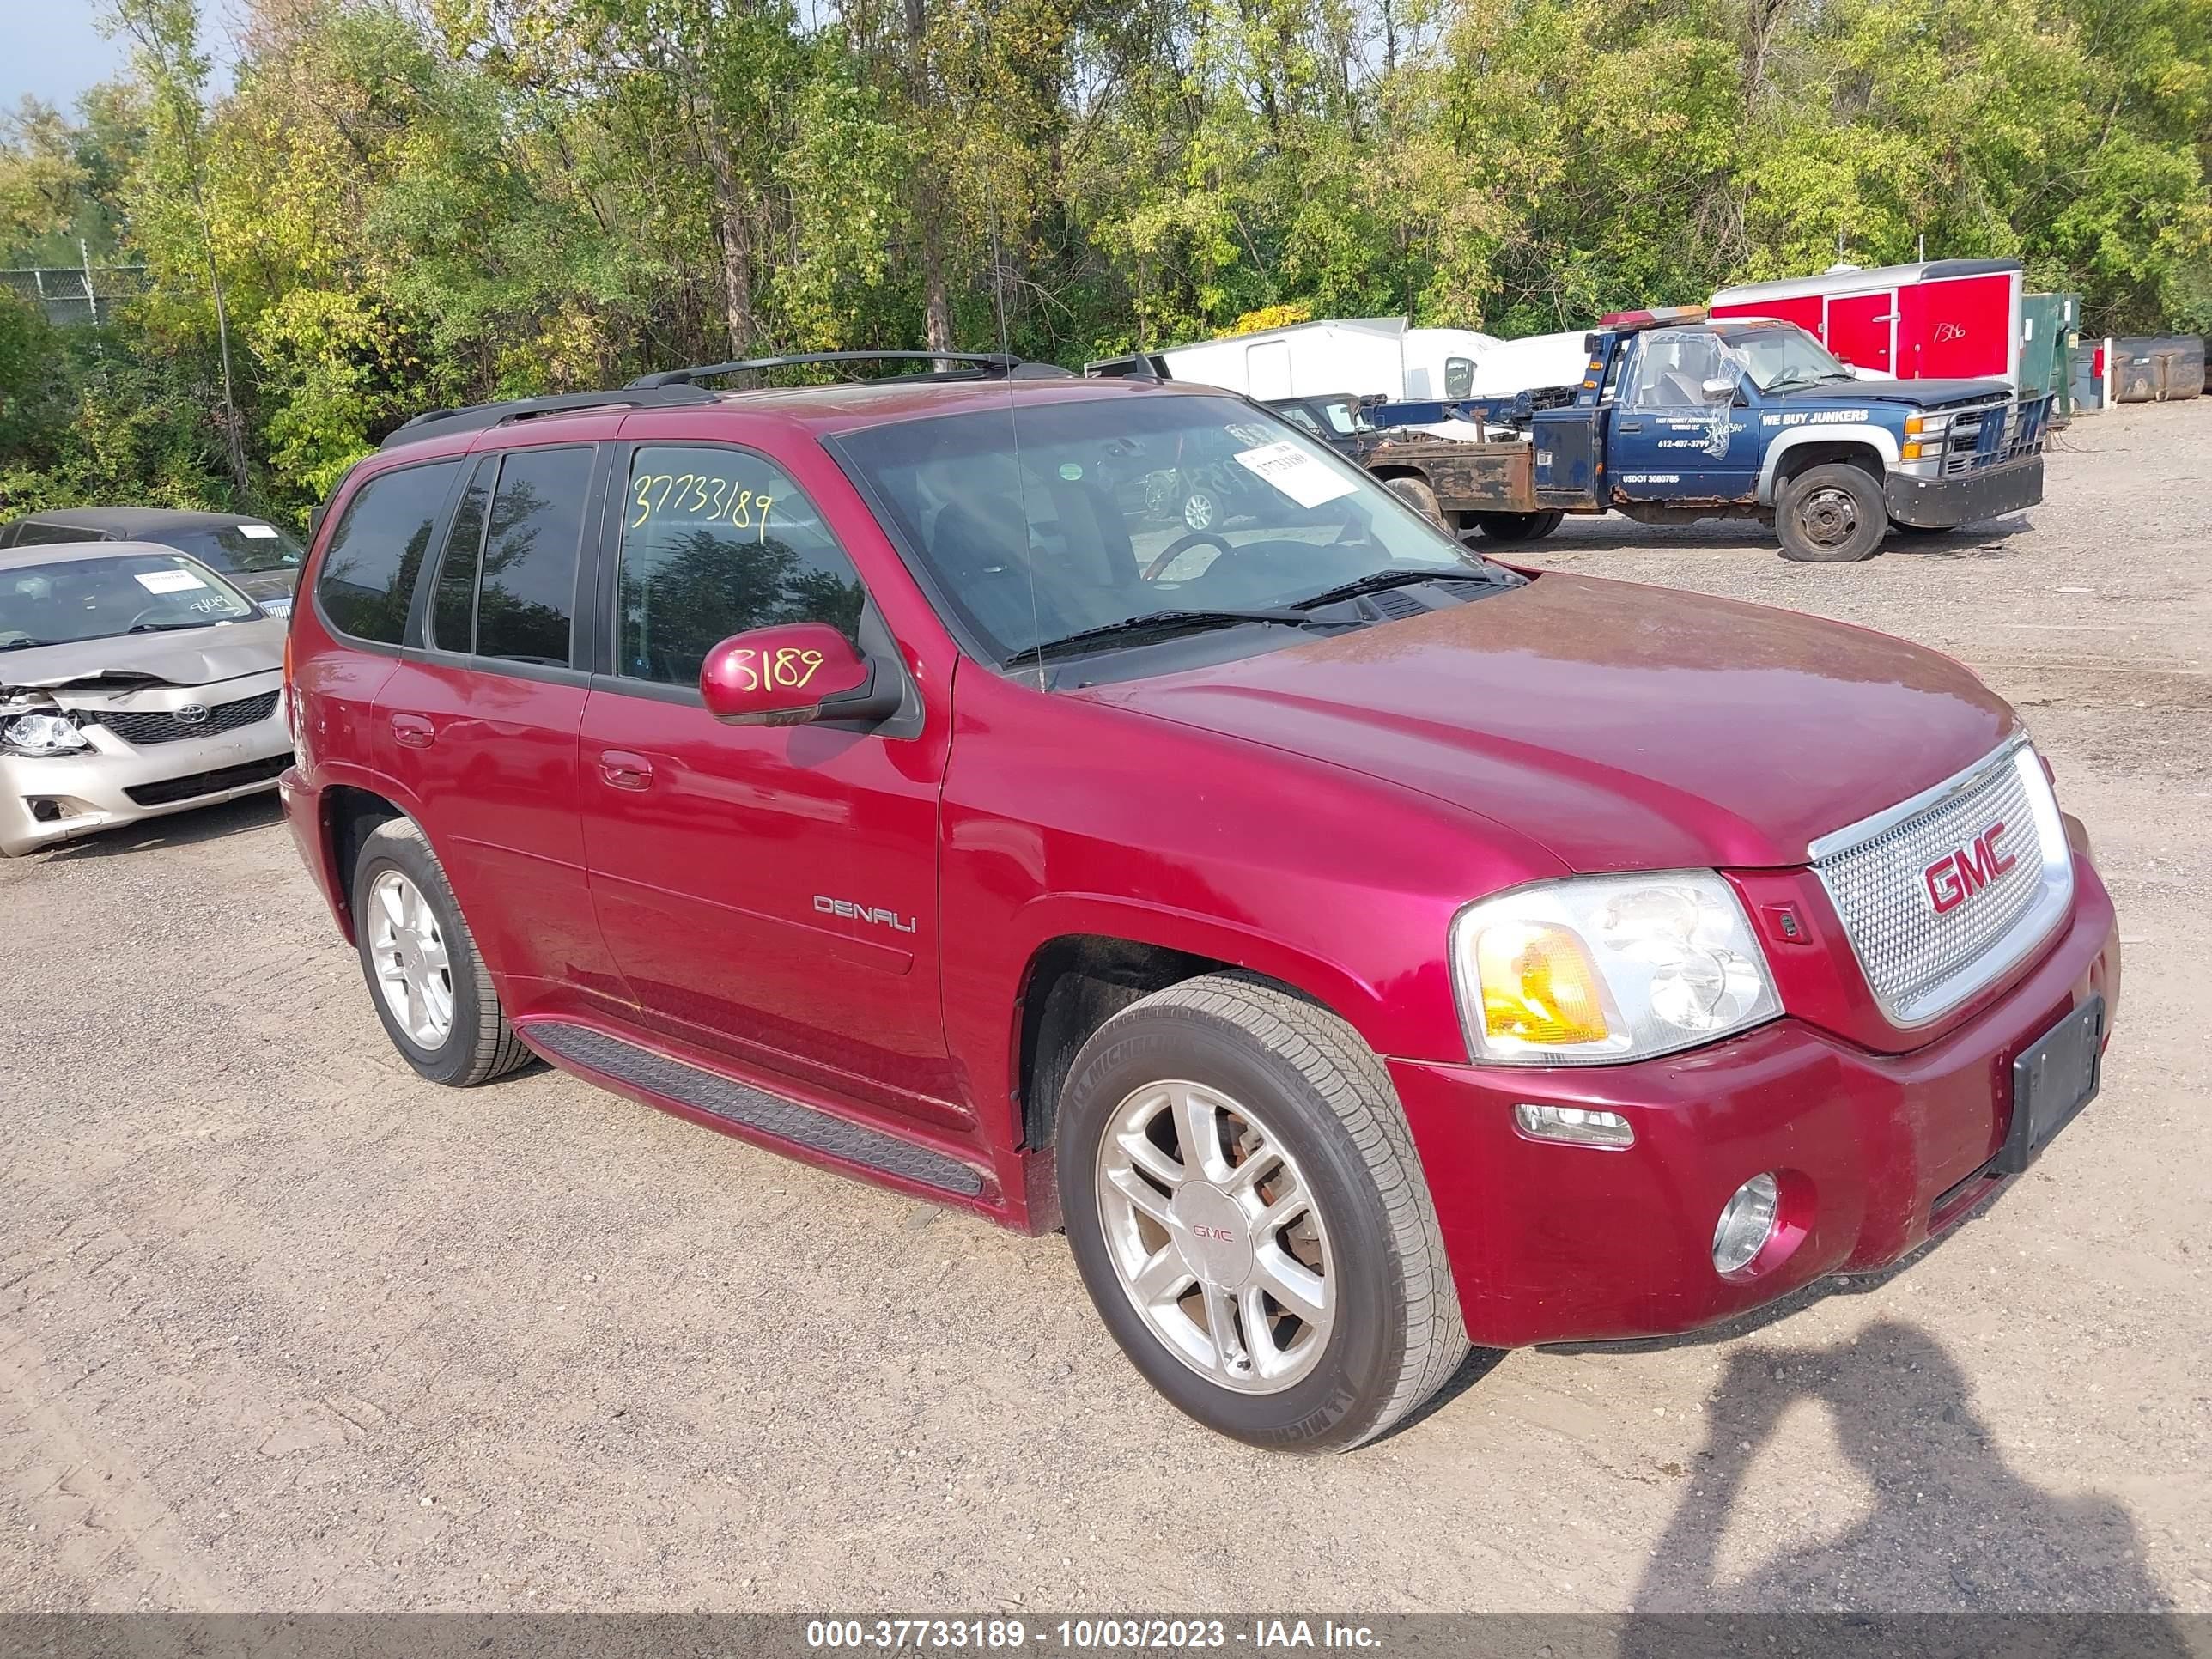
599;750;654;791
390;714;434;750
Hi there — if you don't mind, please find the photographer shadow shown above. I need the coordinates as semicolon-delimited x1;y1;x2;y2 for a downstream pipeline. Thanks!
1624;1320;2185;1656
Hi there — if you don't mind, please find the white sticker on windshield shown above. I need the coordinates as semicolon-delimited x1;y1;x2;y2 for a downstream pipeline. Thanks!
238;523;279;538
1232;441;1358;510
135;569;209;593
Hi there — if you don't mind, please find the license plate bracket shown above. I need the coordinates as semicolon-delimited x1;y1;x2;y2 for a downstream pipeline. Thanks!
1994;995;2105;1176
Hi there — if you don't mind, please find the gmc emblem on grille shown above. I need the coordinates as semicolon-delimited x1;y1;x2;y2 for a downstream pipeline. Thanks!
1923;822;2015;915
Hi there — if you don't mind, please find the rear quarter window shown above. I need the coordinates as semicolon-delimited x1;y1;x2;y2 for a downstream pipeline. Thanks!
315;460;461;645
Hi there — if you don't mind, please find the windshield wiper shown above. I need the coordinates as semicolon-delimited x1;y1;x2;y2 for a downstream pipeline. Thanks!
1763;370;1849;393
1290;567;1502;611
1006;607;1318;666
0;637;53;652
127;620;221;634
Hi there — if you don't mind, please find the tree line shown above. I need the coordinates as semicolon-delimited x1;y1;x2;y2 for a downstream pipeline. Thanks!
2;0;2206;526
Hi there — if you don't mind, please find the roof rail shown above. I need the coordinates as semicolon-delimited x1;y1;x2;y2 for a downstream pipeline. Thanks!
380;386;715;449
627;350;1042;389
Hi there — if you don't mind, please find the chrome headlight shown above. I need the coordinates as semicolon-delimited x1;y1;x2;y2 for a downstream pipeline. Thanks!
1450;872;1781;1065
1;710;93;757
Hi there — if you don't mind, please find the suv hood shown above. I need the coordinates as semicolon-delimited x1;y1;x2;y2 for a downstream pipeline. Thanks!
1079;573;2017;872
0;617;284;698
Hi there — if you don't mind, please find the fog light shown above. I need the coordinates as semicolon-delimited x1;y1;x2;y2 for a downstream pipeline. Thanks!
1712;1172;1779;1273
1513;1103;1634;1148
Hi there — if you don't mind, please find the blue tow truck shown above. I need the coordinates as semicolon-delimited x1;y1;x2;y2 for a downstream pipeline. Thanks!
1362;306;2050;562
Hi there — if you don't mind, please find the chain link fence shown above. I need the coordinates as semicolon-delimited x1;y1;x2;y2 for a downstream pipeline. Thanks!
0;264;152;328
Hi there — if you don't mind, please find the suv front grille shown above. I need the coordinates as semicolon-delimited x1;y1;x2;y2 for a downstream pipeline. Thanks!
98;690;279;747
1812;742;2073;1027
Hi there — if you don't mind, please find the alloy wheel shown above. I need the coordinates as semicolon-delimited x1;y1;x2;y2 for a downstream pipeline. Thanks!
367;869;454;1047
1094;1079;1334;1394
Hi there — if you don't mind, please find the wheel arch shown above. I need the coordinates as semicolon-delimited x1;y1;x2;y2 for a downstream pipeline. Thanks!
316;781;410;942
1008;921;1371;1160
1756;428;1896;505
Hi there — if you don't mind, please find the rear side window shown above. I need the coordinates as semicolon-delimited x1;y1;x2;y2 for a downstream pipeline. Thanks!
316;460;459;644
612;444;865;687
428;457;494;653
474;447;591;666
12;522;100;547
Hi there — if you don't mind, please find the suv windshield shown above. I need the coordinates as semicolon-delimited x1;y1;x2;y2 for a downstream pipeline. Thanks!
1722;325;1857;392
838;393;1490;666
166;523;308;576
0;552;259;650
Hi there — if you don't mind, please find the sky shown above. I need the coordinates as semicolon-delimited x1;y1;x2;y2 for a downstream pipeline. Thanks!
0;0;234;115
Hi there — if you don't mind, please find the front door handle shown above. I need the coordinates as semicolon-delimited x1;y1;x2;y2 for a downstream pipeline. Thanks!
390;714;434;750
1616;419;1644;432
599;750;654;791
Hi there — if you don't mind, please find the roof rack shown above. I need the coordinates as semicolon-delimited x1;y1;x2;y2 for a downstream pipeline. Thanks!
380;386;715;449
627;350;1073;389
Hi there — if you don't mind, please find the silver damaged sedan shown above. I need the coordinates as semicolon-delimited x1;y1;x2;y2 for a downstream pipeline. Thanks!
1;540;292;858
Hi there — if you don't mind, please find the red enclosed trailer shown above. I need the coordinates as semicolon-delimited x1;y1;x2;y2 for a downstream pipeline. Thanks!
1711;259;2024;386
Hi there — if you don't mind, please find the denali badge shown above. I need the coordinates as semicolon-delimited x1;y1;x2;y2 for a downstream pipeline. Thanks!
1923;822;2015;915
814;895;917;933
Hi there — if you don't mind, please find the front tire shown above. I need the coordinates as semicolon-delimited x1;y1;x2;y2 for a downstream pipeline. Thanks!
1778;463;1886;562
1057;975;1468;1451
1181;486;1222;532
351;817;534;1087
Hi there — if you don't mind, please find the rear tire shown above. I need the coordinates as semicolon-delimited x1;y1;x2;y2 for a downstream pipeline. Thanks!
1468;510;1564;542
1777;463;1886;562
1057;975;1469;1451
1383;476;1446;526
351;817;534;1088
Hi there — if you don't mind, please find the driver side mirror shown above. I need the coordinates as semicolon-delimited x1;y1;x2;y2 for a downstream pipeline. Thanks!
700;623;900;728
1701;377;1742;404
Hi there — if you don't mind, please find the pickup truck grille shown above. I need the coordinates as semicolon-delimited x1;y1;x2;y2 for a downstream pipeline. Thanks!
1811;742;2073;1027
1942;397;2048;476
96;690;279;747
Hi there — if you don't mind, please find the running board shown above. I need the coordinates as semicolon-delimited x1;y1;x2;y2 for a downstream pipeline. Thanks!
524;1020;986;1199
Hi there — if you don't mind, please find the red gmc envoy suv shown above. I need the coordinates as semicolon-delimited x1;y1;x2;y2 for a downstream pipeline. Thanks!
281;353;2120;1450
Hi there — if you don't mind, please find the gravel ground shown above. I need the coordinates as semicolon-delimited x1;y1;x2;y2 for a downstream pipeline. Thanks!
2;401;2207;1616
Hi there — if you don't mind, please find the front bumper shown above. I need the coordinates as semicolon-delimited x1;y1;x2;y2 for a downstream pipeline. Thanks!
1394;854;2118;1349
0;684;292;857
1886;453;2044;528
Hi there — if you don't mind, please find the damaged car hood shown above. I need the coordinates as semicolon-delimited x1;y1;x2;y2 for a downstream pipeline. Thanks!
0;617;285;698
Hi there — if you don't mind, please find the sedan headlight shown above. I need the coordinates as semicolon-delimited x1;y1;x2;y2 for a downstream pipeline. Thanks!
1;710;93;757
1451;872;1781;1065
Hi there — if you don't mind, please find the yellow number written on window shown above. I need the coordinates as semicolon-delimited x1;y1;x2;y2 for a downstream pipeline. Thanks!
629;471;776;540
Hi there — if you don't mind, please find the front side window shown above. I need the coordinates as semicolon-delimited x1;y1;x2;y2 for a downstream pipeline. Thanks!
475;447;592;666
836;392;1491;667
316;459;459;645
1626;330;1733;408
614;444;866;687
2;552;257;651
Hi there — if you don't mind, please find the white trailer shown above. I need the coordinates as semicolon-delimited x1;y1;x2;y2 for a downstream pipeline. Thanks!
1086;317;1593;406
1087;318;1492;402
